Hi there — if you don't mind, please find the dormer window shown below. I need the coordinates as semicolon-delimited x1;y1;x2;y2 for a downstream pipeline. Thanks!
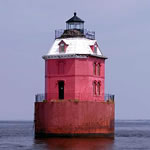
60;43;65;52
94;44;97;53
90;42;98;54
58;40;68;53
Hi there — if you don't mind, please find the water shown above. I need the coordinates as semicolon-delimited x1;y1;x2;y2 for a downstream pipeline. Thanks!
0;120;150;150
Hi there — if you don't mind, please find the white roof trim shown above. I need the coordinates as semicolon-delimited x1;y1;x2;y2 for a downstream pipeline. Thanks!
42;54;107;60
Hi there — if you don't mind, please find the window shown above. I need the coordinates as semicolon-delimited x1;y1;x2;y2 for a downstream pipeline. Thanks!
90;42;98;54
94;44;97;53
97;82;100;95
97;63;100;76
58;40;68;53
93;81;97;95
93;63;96;75
58;81;64;99
60;43;65;52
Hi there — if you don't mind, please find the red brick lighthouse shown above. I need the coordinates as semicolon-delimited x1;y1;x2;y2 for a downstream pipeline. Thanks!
35;13;115;138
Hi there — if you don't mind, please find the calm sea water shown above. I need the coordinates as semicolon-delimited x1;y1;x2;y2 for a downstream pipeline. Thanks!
0;120;150;150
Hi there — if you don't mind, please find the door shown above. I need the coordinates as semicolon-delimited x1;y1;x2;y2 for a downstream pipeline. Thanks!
58;81;64;99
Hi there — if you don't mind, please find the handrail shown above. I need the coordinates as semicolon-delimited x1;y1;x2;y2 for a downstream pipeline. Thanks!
35;94;45;102
55;29;95;40
35;93;114;102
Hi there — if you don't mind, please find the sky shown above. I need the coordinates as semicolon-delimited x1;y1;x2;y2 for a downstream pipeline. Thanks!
0;0;150;120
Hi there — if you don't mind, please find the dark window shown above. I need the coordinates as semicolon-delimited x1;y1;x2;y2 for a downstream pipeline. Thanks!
93;81;96;95
97;63;100;76
60;43;65;52
97;82;100;95
93;63;96;75
58;81;64;99
58;40;68;53
94;44;97;53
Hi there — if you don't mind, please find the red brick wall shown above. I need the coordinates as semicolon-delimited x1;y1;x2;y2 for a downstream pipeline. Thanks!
45;56;105;101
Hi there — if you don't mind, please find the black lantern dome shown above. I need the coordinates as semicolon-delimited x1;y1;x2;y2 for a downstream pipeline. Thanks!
66;12;84;30
55;13;95;40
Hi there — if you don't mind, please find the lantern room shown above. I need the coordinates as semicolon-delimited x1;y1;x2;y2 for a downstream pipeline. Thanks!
66;12;84;31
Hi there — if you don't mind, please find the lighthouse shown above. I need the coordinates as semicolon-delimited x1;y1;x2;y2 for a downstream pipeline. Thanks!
35;13;115;138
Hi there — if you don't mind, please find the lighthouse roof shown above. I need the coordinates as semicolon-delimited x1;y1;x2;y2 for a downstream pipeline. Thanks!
45;37;104;57
66;12;84;23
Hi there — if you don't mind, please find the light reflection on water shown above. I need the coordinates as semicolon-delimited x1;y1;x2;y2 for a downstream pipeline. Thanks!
0;121;150;150
34;137;114;150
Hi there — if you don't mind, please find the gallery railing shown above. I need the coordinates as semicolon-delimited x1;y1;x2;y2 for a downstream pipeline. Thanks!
35;93;114;102
104;94;115;102
55;29;95;40
35;94;45;102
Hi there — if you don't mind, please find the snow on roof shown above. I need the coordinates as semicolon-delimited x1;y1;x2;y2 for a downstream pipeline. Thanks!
46;37;103;56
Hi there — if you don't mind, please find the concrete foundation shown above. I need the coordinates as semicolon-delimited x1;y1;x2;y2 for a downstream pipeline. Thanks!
34;100;114;138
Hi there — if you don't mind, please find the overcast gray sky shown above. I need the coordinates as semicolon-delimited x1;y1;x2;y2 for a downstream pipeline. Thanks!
0;0;150;120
